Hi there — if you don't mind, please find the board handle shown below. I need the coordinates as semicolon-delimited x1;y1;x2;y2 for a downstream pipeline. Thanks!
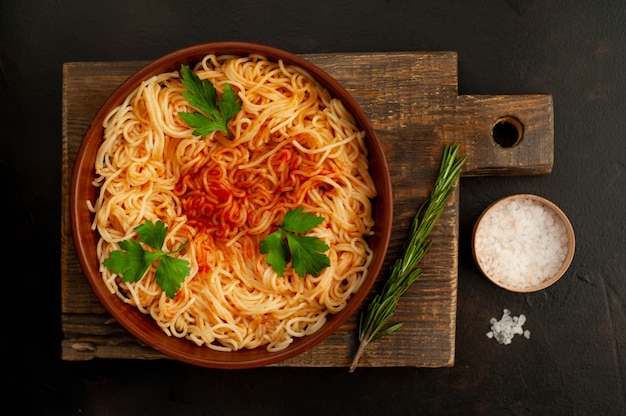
446;94;554;176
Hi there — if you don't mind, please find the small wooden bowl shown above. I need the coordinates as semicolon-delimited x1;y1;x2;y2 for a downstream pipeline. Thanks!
472;194;575;292
70;41;393;369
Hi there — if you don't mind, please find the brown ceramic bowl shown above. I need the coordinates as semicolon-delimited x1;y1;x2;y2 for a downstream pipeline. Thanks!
70;41;392;369
472;194;575;293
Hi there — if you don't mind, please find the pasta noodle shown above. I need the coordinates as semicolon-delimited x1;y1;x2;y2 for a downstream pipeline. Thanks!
89;53;377;352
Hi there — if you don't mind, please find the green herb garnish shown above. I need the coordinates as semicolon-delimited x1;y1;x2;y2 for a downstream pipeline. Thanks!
103;220;190;298
178;64;241;139
349;143;466;372
260;207;331;278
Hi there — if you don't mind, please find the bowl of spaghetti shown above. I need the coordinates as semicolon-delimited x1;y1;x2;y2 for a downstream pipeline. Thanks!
70;41;392;369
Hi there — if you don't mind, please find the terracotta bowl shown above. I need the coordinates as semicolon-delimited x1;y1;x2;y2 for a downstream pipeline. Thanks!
70;41;393;369
472;194;575;293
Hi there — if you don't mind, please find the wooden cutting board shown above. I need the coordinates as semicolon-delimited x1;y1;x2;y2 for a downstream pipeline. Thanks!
61;51;553;367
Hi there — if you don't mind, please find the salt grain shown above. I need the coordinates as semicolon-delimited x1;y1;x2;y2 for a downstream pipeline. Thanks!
486;309;530;345
474;196;570;290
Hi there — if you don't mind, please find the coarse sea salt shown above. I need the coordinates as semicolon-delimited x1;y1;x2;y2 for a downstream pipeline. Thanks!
486;309;531;345
473;196;570;291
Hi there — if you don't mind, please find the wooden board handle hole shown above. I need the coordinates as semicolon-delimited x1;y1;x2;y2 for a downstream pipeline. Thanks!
492;116;523;148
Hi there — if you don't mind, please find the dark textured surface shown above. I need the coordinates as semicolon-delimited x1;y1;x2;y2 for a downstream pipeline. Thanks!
2;1;625;414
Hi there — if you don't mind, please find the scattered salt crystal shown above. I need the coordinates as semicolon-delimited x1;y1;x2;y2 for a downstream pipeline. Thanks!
474;196;570;290
486;309;530;344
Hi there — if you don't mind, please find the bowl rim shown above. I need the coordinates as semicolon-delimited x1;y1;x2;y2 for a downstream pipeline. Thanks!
471;193;575;293
69;41;393;368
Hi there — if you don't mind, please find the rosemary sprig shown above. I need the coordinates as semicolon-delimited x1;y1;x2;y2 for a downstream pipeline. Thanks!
349;143;466;372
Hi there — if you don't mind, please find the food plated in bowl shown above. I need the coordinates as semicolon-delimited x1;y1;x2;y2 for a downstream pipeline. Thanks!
70;41;393;368
472;194;575;293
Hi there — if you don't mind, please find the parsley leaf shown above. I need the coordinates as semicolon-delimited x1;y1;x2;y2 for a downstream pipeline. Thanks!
260;207;330;277
103;220;190;298
136;219;167;249
281;207;325;232
285;233;331;277
260;232;290;277
178;64;241;139
105;239;152;283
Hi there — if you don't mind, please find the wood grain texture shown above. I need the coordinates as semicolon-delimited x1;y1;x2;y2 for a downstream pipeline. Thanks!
61;52;553;367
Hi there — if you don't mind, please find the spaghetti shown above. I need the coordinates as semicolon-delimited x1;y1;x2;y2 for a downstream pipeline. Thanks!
89;53;377;352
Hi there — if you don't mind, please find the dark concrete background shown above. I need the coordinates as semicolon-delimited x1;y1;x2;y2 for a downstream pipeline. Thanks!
2;1;625;414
